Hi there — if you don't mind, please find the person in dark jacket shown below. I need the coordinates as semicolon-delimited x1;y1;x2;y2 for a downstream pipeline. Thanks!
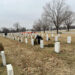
34;35;43;45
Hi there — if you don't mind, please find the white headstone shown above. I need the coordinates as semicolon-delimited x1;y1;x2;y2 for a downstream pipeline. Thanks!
40;40;44;48
6;64;14;75
42;34;44;37
1;51;6;66
31;35;32;39
51;34;54;37
21;37;23;42
32;33;34;36
58;34;60;37
67;36;71;44
55;36;58;42
46;34;48;41
11;33;12;36
25;33;28;37
55;42;60;53
25;38;28;44
3;33;5;37
18;37;20;41
35;34;37;38
15;36;17;40
13;37;15;40
12;37;14;40
31;39;34;46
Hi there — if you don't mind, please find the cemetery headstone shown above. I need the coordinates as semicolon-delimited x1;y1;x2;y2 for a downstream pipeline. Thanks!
58;34;61;37
55;42;60;53
46;34;49;41
42;34;44;37
25;38;28;44
1;51;6;66
55;36;58;42
21;37;23;42
31;39;34;46
6;64;14;75
51;34;54;37
67;36;71;44
40;40;44;48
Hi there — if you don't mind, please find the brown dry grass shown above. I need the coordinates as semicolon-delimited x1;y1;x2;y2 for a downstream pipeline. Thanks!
0;33;75;75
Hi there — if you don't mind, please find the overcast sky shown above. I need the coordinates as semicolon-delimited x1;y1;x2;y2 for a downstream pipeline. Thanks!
0;0;75;29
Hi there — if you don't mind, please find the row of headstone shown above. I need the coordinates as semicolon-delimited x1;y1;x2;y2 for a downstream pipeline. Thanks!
2;33;51;41
1;32;72;44
0;33;72;54
2;32;72;45
54;36;72;53
0;51;14;75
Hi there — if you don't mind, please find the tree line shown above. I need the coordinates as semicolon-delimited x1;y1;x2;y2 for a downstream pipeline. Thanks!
33;0;75;34
0;23;26;33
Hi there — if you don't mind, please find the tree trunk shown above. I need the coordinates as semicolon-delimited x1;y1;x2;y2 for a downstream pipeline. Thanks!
43;28;46;33
44;30;45;33
68;27;70;31
67;25;70;32
56;27;59;34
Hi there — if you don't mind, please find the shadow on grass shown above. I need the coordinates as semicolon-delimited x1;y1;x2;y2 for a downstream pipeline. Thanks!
44;44;54;48
0;63;4;67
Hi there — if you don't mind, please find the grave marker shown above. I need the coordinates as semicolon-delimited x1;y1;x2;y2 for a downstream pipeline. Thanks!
67;36;71;44
25;38;28;44
40;40;44;48
31;39;34;46
21;37;23;42
46;34;48;41
1;51;6;66
55;42;60;53
58;34;60;37
42;34;44;37
55;36;58;42
51;34;54;37
6;64;14;75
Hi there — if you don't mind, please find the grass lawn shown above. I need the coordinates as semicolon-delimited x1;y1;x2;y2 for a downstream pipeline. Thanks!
0;32;75;75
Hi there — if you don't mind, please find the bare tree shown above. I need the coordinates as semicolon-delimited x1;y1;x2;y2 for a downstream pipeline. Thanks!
43;0;71;34
41;15;50;33
65;11;75;31
33;20;42;31
13;23;21;32
2;27;9;33
20;27;26;32
33;16;50;33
